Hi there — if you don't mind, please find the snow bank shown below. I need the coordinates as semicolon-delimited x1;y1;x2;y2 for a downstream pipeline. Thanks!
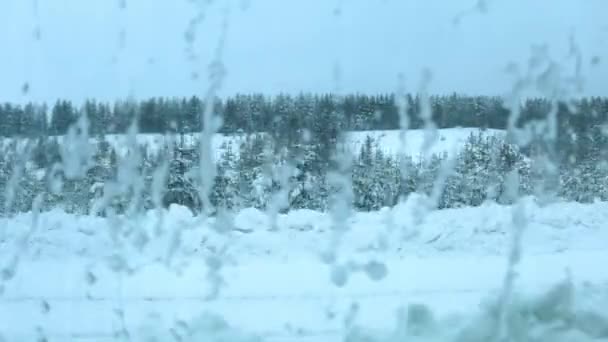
2;198;607;262
1;200;607;341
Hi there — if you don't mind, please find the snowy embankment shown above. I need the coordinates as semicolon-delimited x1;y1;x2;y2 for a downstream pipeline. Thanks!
2;195;604;260
1;197;607;341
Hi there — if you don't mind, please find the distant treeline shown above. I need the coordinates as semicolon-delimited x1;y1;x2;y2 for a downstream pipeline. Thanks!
1;94;607;139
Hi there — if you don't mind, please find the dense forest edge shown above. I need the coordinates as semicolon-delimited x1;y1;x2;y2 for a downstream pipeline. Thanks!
1;93;607;216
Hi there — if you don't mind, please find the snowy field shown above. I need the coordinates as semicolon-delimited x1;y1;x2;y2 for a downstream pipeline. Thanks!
1;197;607;341
1;128;503;161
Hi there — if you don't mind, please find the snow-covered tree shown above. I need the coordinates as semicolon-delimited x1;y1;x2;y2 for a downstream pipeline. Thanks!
211;142;239;210
162;146;201;212
236;133;272;208
352;136;402;211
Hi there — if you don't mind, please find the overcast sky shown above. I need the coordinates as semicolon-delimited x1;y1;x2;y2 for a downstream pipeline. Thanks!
0;0;606;103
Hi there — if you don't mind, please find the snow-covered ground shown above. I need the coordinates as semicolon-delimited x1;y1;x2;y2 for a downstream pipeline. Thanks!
1;128;503;161
1;197;607;341
342;128;504;160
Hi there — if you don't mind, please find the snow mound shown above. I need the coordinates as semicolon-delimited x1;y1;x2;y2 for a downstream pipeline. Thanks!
234;207;269;233
279;209;328;232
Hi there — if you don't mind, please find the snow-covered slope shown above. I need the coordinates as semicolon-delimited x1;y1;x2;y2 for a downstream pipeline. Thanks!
1;199;607;341
106;128;503;160
343;128;504;159
1;128;503;161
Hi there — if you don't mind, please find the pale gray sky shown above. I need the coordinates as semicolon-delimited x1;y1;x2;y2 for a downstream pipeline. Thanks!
1;0;606;103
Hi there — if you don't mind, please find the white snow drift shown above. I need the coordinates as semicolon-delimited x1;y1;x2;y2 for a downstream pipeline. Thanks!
0;197;607;341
